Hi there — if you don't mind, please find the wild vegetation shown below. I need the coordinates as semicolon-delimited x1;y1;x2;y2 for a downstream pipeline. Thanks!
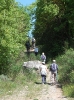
0;53;40;97
56;49;74;97
0;0;74;99
32;0;74;97
0;0;31;74
33;0;74;58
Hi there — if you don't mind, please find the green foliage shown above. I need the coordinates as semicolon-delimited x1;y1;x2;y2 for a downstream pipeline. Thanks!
33;0;74;59
0;68;40;97
57;49;74;84
23;68;38;82
44;4;59;17
0;49;40;97
29;53;40;61
0;79;16;97
56;48;74;97
0;0;31;74
24;53;40;61
10;65;21;81
29;53;37;60
69;71;74;83
63;84;74;97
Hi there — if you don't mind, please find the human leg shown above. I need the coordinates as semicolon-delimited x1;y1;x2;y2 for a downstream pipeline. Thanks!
35;52;38;56
44;75;46;84
53;71;58;84
33;43;35;48
41;75;45;84
50;71;54;83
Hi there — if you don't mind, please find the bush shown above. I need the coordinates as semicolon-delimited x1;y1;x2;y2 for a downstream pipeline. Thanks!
69;71;74;83
10;65;21;81
23;68;39;82
63;84;74;97
56;48;74;98
24;52;40;61
57;49;74;84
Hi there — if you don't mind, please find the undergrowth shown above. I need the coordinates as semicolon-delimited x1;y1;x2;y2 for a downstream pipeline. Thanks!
0;52;41;97
56;48;74;98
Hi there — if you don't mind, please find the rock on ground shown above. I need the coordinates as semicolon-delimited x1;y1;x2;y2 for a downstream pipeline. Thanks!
23;60;42;69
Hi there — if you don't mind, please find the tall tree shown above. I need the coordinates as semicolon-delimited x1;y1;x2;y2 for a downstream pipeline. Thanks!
33;0;74;58
0;0;31;74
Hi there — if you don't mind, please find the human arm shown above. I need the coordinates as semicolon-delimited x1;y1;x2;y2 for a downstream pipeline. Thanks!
49;64;52;71
56;64;58;73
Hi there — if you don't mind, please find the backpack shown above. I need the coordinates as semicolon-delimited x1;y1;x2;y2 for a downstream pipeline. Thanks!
50;63;57;71
41;55;46;60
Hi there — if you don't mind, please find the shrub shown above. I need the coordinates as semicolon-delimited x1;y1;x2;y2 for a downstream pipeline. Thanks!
63;84;74;97
24;52;40;61
69;71;74;83
23;68;39;82
57;49;74;84
9;65;21;81
56;48;74;98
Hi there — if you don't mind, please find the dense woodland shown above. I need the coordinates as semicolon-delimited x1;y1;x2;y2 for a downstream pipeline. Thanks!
33;0;74;59
0;0;31;74
0;0;74;97
0;0;74;73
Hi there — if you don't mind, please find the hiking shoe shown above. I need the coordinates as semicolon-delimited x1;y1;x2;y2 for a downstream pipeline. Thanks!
42;83;44;85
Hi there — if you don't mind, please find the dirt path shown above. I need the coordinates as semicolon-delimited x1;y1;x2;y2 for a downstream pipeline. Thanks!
35;72;68;100
0;71;69;100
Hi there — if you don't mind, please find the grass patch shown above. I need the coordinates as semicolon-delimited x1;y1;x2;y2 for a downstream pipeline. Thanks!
0;52;42;98
63;84;74;98
0;68;41;98
55;49;74;98
0;79;16;97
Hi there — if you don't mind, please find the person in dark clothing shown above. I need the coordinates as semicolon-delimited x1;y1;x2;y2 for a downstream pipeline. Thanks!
25;40;30;54
32;38;36;49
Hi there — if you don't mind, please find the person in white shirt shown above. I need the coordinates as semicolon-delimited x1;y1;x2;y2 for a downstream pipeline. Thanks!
39;62;47;84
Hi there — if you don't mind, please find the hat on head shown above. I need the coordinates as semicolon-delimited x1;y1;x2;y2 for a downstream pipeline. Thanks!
53;60;56;63
42;52;44;55
42;62;45;65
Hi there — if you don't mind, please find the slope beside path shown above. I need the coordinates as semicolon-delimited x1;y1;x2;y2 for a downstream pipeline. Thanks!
0;70;69;100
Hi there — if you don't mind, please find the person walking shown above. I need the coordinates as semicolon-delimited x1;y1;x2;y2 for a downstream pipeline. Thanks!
32;37;36;49
34;46;38;56
40;52;46;64
49;60;58;85
25;40;31;55
39;62;48;84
